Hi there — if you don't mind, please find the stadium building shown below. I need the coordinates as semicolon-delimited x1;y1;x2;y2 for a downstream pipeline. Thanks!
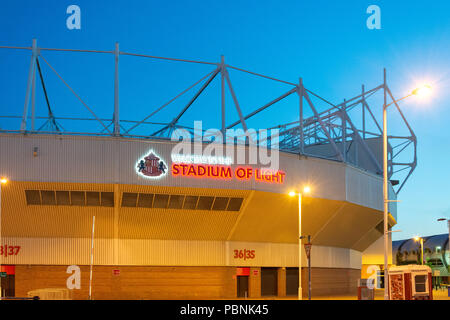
393;234;450;286
0;41;417;299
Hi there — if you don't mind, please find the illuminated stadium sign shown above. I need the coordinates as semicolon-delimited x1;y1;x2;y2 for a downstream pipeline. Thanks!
136;152;285;183
171;163;285;184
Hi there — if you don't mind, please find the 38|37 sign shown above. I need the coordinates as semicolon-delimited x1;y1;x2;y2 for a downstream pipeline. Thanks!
0;244;21;257
233;249;255;260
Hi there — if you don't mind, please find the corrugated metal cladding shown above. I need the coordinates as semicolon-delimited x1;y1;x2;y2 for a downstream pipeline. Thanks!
1;237;113;265
1;181;114;238
0;133;389;211
1;237;360;269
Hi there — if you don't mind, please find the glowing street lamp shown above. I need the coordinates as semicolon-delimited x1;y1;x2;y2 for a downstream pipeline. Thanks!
411;84;432;97
288;186;311;300
382;69;432;300
0;177;7;299
414;236;424;265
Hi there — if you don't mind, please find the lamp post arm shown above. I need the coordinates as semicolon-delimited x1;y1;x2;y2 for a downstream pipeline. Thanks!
384;93;413;109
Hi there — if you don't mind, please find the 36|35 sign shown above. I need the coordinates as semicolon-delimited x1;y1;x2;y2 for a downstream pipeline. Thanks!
0;244;21;257
233;249;255;261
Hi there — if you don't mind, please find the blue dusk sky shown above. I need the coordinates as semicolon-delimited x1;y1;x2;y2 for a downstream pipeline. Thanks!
0;0;449;240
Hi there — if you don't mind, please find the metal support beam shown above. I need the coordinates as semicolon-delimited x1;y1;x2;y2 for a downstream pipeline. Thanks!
21;39;38;132
224;68;248;132
152;67;220;136
341;100;347;161
299;78;304;154
31;58;36;131
341;108;383;173
221;55;226;136
113;42;120;136
303;90;344;161
226;88;296;130
362;85;365;140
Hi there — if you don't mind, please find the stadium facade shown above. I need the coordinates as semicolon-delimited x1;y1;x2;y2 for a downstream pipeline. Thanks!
0;133;398;299
0;41;416;299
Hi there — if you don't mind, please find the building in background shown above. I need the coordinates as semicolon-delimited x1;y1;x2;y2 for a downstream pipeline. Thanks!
393;234;450;287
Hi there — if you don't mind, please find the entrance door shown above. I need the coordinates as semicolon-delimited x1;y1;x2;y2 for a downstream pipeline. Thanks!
0;265;15;297
261;268;278;296
286;268;299;296
237;276;249;298
1;275;15;297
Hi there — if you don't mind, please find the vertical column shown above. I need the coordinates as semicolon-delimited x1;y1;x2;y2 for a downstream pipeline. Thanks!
0;184;2;297
383;67;389;300
21;39;38;132
362;84;365;139
342;99;347;162
113;42;120;136
248;267;261;298
277;267;286;297
299;78;304;154
221;55;226;137
298;193;303;300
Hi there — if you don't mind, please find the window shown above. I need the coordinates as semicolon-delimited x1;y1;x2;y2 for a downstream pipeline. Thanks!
168;195;184;209
183;196;198;210
56;191;70;205
137;193;153;208
122;193;138;207
153;194;169;208
101;192;114;207
41;191;56;205
25;190;41;205
86;192;100;206
227;198;244;211
414;275;427;293
196;196;214;210
70;191;85;206
212;197;229;211
25;190;245;212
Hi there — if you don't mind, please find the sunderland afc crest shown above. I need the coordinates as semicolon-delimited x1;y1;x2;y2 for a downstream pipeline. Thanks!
136;151;167;178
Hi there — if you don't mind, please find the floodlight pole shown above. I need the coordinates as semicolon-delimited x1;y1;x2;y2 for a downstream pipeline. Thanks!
307;235;311;300
419;238;424;265
383;68;389;300
298;192;303;300
0;183;2;299
88;215;96;300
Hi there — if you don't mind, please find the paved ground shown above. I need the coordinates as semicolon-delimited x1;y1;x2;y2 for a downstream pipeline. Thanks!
240;289;450;300
312;289;450;300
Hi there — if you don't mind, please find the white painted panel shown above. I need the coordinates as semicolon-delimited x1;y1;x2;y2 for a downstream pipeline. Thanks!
1;237;361;269
118;239;226;266
1;237;113;265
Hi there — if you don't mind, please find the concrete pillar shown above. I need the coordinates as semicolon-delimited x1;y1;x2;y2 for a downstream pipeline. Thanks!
277;267;286;297
248;267;261;298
